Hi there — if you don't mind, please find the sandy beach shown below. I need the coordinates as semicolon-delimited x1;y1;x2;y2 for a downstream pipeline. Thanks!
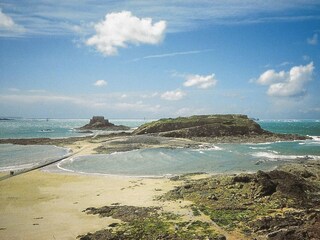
0;135;205;239
0;135;250;240
0;170;187;240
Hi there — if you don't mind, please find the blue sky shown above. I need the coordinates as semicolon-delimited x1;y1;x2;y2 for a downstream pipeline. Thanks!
0;1;319;119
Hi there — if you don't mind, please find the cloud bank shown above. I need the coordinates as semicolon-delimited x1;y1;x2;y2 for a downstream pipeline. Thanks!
86;11;166;56
256;62;314;97
183;74;218;89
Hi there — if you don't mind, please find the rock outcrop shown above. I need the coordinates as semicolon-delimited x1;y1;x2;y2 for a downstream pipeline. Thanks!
161;161;320;240
79;116;130;131
133;114;308;141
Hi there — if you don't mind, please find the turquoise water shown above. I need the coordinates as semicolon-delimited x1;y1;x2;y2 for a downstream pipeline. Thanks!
59;139;320;176
0;118;152;139
0;119;319;175
259;119;320;136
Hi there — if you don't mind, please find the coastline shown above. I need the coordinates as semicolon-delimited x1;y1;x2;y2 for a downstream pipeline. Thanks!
1;128;319;239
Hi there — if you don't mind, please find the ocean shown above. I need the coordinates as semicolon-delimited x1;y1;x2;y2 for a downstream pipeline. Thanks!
0;118;152;139
0;118;319;176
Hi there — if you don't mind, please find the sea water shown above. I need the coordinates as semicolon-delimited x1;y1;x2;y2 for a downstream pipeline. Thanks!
58;139;320;176
0;118;152;139
0;118;151;171
0;144;70;171
1;119;320;175
58;119;320;176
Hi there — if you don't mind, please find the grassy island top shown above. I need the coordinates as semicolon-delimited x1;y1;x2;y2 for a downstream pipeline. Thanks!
133;114;308;142
134;114;262;135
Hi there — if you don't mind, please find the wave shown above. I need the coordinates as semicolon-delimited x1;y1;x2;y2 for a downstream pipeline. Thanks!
251;151;319;161
249;146;270;150
310;136;320;141
197;144;224;151
37;129;54;133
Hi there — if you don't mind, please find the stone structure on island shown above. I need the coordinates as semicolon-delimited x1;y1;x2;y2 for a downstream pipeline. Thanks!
79;116;130;131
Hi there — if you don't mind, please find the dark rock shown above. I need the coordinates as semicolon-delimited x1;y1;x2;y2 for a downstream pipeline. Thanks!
233;174;253;183
83;205;160;222
251;214;303;232
267;170;313;206
254;171;277;197
108;223;119;228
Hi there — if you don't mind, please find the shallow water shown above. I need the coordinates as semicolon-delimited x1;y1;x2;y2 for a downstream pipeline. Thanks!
1;119;319;175
59;139;320;177
0;144;70;171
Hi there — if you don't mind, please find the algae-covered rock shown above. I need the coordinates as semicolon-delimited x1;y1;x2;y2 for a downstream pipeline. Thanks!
161;162;320;239
80;205;224;240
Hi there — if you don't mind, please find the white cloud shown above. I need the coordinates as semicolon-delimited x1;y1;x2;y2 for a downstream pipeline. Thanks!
307;33;318;45
161;89;186;101
94;80;107;87
0;8;15;29
86;11;166;56
141;92;159;98
256;69;287;85
256;62;314;97
183;74;218;89
0;8;25;36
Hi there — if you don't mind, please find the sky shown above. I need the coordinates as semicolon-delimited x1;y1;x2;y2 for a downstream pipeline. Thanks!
0;0;320;119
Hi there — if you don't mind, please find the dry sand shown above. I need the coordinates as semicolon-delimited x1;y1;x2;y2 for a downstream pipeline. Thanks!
0;170;189;240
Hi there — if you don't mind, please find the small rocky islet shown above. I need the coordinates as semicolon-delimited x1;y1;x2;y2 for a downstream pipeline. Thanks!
78;116;130;131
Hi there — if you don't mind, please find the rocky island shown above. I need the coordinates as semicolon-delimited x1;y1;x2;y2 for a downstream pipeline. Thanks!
79;116;130;131
133;114;308;143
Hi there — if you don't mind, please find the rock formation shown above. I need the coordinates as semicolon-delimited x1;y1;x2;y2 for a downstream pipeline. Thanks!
79;116;130;131
133;114;308;141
